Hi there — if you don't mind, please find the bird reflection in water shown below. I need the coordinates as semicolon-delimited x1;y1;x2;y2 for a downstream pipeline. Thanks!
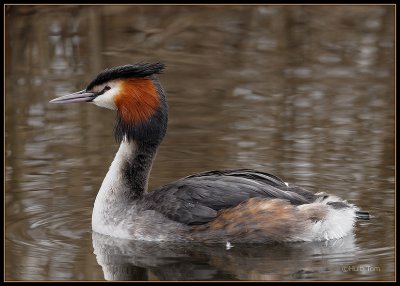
92;232;357;281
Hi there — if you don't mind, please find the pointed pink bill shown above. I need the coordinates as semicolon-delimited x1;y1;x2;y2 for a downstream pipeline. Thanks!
49;90;96;104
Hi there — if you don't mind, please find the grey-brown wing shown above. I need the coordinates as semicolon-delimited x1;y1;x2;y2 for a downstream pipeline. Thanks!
143;169;318;225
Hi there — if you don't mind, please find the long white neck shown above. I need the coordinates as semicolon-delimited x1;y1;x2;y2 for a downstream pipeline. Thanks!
92;139;156;230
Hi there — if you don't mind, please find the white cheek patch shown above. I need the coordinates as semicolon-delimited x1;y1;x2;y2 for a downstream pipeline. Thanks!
92;84;120;110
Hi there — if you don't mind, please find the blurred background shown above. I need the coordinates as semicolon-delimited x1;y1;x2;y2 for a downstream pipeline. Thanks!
5;5;395;281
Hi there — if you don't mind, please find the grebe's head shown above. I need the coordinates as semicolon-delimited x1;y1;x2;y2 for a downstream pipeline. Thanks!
50;63;168;146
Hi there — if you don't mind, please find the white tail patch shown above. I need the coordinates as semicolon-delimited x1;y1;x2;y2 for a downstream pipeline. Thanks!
308;206;356;241
296;196;358;241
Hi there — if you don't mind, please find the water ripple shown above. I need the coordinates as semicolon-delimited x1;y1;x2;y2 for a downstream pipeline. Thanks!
7;206;92;251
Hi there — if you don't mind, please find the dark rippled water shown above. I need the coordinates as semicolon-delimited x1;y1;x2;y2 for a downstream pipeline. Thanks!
5;5;395;281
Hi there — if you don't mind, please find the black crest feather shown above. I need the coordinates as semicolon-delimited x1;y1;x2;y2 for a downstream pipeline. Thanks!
86;62;165;90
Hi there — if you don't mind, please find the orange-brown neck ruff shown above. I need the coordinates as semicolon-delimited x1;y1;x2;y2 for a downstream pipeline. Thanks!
115;78;160;125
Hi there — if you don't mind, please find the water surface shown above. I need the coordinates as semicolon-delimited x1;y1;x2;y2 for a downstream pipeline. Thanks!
5;5;395;281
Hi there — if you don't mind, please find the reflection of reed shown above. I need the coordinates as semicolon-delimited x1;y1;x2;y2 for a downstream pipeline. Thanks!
87;6;103;73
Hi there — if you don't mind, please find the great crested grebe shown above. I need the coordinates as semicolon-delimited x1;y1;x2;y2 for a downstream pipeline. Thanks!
50;63;369;243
